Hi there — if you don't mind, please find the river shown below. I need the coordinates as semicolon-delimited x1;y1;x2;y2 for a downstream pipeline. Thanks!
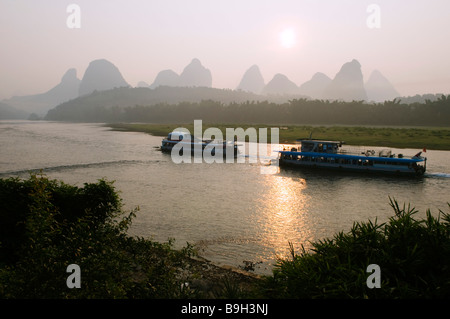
1;120;449;275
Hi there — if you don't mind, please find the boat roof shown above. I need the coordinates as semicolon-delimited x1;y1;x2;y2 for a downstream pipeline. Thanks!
296;139;343;144
169;131;191;136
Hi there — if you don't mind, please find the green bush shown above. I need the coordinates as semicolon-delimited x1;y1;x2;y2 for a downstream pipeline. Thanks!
263;198;450;299
0;174;195;298
0;174;121;264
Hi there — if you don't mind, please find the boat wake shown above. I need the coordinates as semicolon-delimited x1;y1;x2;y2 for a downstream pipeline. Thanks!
0;159;157;177
426;172;450;178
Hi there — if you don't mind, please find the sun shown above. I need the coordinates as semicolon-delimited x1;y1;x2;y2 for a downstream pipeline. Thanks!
279;28;296;49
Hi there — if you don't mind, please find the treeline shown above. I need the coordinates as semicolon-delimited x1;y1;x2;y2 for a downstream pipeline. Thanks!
46;94;450;126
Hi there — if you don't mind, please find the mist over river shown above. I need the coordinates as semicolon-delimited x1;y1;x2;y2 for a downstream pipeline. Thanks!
1;120;449;275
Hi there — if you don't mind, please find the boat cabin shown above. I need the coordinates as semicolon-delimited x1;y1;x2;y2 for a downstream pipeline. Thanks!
299;140;342;154
167;131;197;141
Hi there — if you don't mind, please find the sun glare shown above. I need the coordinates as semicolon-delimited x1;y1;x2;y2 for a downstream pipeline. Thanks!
279;28;296;49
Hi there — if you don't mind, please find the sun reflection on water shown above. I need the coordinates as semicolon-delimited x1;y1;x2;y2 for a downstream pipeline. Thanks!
255;173;313;262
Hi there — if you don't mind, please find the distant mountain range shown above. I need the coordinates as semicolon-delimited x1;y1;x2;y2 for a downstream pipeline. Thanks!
365;69;400;102
323;59;368;101
148;58;212;89
236;65;265;94
79;59;129;96
238;59;399;102
0;57;438;119
2;68;81;116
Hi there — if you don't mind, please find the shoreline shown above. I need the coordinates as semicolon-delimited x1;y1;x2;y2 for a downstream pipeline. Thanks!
176;255;264;298
107;123;450;151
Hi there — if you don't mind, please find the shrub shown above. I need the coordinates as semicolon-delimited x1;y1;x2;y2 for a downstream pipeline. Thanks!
0;174;195;298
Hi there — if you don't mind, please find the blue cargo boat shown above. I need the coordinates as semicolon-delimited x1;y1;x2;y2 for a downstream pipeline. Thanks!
278;139;427;176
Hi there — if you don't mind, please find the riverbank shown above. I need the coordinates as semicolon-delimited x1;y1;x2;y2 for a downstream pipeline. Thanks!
0;174;264;299
2;174;449;299
107;123;450;150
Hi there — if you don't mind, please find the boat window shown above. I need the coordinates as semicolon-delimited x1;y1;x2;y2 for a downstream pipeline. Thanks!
301;142;314;152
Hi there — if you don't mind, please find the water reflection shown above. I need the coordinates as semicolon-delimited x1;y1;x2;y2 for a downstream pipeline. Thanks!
257;173;313;261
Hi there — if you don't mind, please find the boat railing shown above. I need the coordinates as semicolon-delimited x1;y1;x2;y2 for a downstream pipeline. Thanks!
280;144;422;160
206;139;238;144
338;147;420;160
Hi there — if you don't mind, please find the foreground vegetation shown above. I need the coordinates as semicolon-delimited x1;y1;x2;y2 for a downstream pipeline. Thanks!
0;174;206;298
109;123;450;150
1;175;449;298
265;198;450;299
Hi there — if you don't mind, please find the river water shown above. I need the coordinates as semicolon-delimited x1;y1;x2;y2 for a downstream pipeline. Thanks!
1;120;449;275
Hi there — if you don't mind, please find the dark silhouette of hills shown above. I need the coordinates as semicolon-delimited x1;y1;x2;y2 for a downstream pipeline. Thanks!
3;57;420;121
298;72;332;99
137;81;150;88
237;62;399;102
45;90;450;127
149;69;180;88
148;59;212;89
236;65;265;94
0;102;29;119
78;59;129;96
40;57;448;126
323;59;367;101
256;60;399;103
47;68;80;100
262;73;301;95
179;58;212;87
45;86;271;121
2;68;81;116
2;60;128;116
365;70;400;102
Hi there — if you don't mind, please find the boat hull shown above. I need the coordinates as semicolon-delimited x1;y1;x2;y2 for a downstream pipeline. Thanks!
279;151;426;177
161;140;238;157
279;159;423;176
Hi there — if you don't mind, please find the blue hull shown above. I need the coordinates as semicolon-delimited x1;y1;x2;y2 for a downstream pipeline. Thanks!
279;151;426;177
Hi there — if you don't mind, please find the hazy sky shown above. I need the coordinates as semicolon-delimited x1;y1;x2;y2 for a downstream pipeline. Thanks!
1;0;450;100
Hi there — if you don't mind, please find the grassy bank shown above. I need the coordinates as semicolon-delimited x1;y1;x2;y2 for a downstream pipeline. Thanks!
108;123;450;150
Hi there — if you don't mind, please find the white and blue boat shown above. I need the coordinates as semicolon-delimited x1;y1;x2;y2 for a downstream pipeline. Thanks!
161;131;239;157
278;139;427;176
